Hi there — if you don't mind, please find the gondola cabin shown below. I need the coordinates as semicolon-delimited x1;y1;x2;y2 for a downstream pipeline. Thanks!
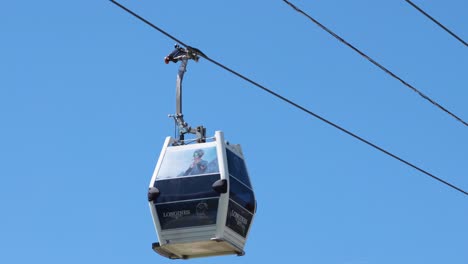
148;131;256;259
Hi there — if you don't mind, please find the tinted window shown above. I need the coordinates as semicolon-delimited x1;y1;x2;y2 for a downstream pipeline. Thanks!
229;177;255;214
154;174;220;203
226;200;253;238
156;198;219;230
226;149;251;187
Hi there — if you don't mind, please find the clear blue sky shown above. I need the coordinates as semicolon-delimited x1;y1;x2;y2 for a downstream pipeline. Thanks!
1;1;467;263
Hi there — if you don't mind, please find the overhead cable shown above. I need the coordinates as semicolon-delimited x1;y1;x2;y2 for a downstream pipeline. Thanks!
282;0;468;127
109;0;467;196
404;0;467;47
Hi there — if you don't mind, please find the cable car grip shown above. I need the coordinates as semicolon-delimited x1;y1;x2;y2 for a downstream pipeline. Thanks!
164;44;202;64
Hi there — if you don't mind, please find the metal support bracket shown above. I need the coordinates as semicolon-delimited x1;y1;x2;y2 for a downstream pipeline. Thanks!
165;44;206;144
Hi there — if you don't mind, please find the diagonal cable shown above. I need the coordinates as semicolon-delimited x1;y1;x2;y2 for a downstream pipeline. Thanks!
282;0;467;127
404;0;467;47
109;0;189;48
109;0;467;196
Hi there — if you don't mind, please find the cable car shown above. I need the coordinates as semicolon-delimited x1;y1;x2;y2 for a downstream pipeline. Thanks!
147;46;256;259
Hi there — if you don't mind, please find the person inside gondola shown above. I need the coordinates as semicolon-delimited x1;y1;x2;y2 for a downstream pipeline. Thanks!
183;149;208;176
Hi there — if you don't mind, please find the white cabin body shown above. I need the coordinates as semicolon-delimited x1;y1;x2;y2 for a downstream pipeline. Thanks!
148;131;256;259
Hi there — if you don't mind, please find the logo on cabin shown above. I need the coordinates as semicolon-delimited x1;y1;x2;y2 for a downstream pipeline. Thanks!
230;210;247;226
163;210;191;219
196;201;209;216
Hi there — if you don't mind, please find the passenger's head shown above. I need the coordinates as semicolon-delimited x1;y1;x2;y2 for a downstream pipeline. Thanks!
193;149;204;159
